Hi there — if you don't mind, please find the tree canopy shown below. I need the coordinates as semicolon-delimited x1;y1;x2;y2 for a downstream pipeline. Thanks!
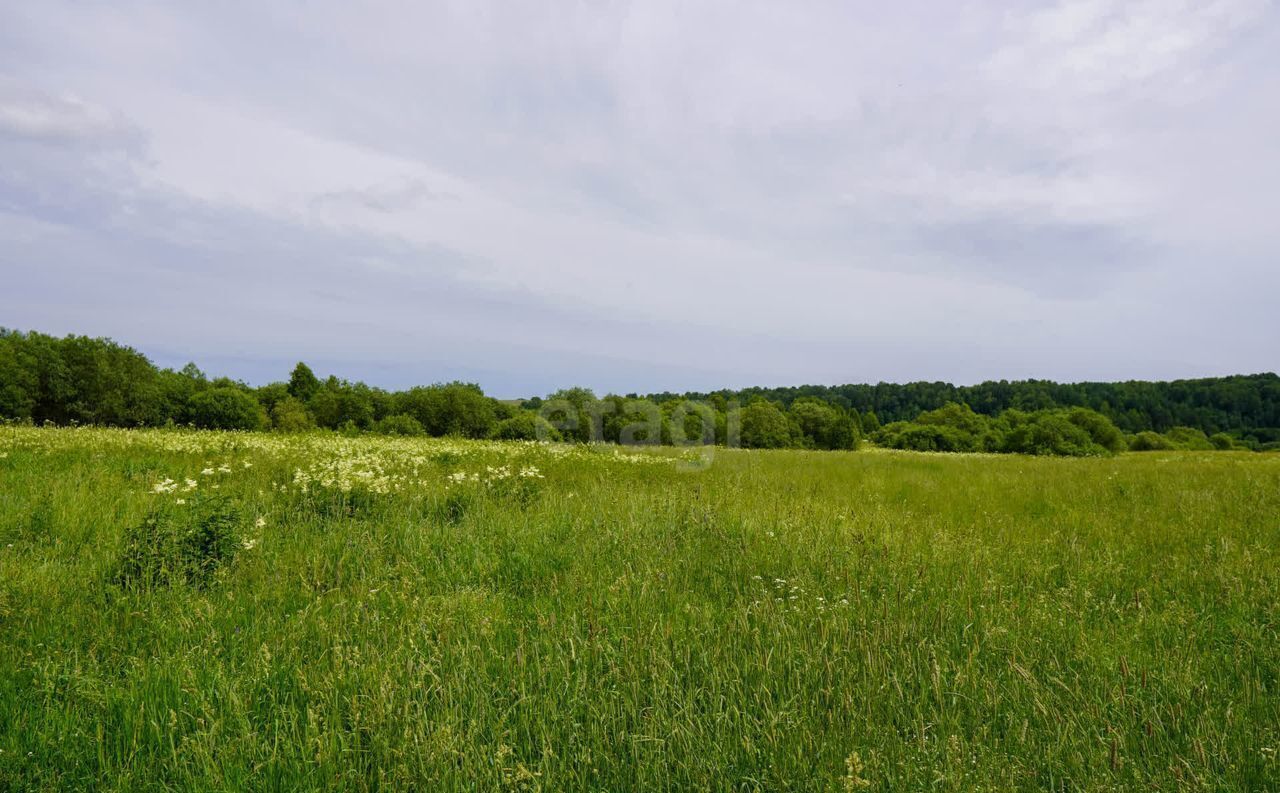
2;328;1277;454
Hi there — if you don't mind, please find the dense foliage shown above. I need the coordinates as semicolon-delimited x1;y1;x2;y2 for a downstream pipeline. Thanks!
876;404;1134;457
661;373;1280;448
3;328;1278;454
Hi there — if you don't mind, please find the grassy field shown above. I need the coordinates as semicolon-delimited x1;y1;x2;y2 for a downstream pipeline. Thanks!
0;427;1277;791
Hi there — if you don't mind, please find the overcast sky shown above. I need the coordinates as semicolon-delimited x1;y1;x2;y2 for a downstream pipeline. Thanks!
1;1;1277;397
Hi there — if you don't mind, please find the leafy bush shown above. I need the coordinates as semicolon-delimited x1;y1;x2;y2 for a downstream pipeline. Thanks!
789;398;859;450
1128;431;1174;451
877;403;992;452
877;405;1122;456
877;421;978;452
397;383;497;438
1209;432;1235;450
115;496;242;589
188;387;268;430
490;412;561;442
538;387;598;443
738;400;797;449
1165;426;1214;450
374;414;426;436
915;402;989;436
1000;414;1106;456
310;380;376;430
270;397;314;432
1063;407;1125;452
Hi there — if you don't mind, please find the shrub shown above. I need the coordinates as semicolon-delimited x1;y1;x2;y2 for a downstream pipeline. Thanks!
115;497;242;589
789;398;860;450
397;383;497;438
271;397;314;432
374;414;426;436
310;381;375;430
877;421;978;452
490;412;561;442
1128;431;1174;451
188;387;268;430
860;410;880;434
915;403;989;436
877;403;995;452
738;400;797;449
1209;432;1235;450
1064;408;1125;453
1166;426;1214;450
537;388;598;443
1001;414;1105;456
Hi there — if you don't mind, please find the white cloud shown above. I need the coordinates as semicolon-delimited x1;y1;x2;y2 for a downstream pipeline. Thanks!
0;79;137;146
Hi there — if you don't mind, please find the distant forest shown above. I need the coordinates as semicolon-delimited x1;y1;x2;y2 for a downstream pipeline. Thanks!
652;375;1280;442
3;328;1278;453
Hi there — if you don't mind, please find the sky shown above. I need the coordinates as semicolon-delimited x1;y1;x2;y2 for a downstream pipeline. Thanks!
1;1;1278;398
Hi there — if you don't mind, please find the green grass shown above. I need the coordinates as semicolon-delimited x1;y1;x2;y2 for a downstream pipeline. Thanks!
1;427;1277;791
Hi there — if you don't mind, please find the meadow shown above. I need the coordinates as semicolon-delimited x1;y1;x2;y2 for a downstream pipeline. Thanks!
0;426;1277;791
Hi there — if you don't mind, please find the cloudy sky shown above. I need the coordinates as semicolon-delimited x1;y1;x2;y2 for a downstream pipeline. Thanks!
1;1;1277;396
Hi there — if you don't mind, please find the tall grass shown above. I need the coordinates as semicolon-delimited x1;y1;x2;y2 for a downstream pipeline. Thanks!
1;428;1277;790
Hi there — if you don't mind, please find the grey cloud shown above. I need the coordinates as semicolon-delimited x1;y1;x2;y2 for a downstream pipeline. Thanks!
909;218;1146;298
1;0;1278;393
0;79;141;150
309;180;455;214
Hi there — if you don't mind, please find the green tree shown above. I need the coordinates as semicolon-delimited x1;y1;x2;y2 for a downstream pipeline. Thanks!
287;362;321;402
373;414;425;436
540;387;599;443
1128;431;1174;451
1001;414;1105;456
188;387;267;430
490;412;562;441
738;400;796;449
789;398;859;450
310;380;375;430
1166;426;1213;450
0;330;38;420
396;383;497;438
860;410;880;434
1063;407;1125;453
270;397;314;432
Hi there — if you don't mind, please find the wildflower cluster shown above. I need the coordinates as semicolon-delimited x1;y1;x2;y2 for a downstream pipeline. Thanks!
750;575;852;614
445;465;544;488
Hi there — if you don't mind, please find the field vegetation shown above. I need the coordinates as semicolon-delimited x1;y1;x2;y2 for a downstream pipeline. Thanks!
1;426;1277;790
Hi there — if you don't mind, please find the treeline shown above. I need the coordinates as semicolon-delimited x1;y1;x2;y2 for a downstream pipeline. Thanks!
657;374;1280;445
2;329;1277;453
0;330;863;449
0;329;512;437
872;402;1264;454
526;388;862;450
